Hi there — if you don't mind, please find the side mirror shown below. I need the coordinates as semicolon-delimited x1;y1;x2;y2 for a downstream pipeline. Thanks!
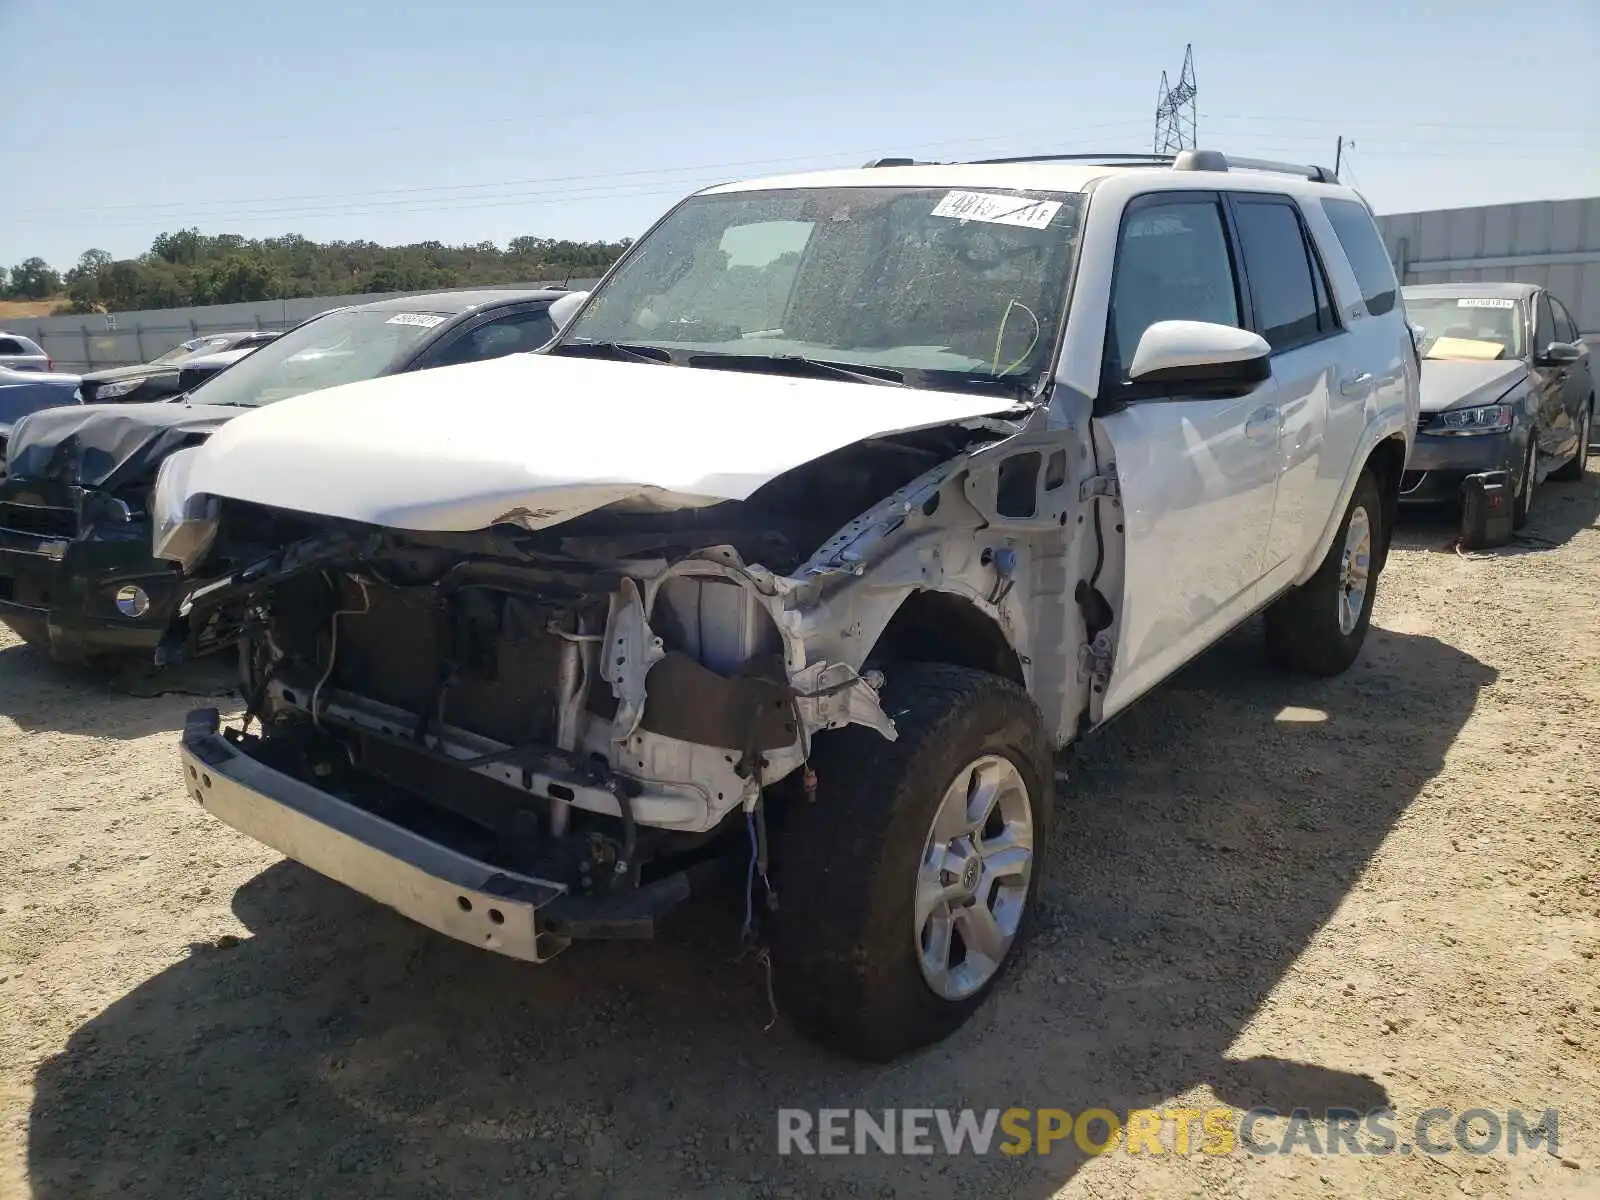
1539;341;1582;365
1127;320;1272;392
548;291;590;333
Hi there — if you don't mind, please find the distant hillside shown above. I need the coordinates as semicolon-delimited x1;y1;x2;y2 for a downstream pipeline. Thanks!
6;229;632;315
0;298;65;319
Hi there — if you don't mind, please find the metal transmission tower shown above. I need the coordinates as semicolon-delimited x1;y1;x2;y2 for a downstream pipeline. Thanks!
1153;44;1198;154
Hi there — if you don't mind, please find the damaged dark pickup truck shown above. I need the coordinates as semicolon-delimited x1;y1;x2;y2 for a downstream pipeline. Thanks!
150;157;1418;1060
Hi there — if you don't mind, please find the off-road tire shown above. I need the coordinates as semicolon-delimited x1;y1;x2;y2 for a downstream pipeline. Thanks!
768;663;1053;1062
1264;468;1384;677
1550;401;1592;482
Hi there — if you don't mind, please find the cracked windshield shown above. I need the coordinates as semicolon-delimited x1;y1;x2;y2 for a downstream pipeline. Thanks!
559;186;1085;393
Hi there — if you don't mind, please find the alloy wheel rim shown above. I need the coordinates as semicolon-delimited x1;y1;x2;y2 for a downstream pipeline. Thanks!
913;754;1035;1001
1337;505;1372;636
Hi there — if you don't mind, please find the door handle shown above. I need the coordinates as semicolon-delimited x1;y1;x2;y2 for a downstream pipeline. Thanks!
1244;406;1280;443
1339;371;1374;397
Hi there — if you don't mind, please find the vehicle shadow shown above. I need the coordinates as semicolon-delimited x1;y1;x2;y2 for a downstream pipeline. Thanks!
1393;454;1599;556
0;639;238;740
28;623;1494;1200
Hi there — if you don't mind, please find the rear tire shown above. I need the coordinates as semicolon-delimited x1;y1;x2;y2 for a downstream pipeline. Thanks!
769;663;1052;1062
1550;403;1591;482
1264;468;1383;677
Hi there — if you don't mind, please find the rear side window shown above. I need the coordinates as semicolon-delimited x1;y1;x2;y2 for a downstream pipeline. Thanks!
1230;198;1335;352
1321;197;1400;317
0;338;26;355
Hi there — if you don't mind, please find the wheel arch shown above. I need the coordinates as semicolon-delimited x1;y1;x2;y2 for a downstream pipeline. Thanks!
1297;427;1409;586
1363;433;1408;573
864;589;1026;688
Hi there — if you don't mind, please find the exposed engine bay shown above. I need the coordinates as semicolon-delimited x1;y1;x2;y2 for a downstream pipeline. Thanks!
162;398;1107;952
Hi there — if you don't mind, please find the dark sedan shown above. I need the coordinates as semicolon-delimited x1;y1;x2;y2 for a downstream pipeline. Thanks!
75;330;281;405
0;366;83;466
1400;282;1592;527
0;288;565;664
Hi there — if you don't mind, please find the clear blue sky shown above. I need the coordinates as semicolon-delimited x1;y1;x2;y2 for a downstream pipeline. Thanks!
2;0;1596;272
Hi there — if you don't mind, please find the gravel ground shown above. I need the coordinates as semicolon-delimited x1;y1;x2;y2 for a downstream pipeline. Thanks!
2;461;1597;1200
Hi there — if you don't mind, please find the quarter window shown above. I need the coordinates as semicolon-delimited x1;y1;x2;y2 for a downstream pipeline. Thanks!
1321;197;1400;316
1104;197;1241;383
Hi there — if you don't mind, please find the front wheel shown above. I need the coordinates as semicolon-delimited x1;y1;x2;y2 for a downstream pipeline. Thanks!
769;663;1053;1061
1264;468;1384;677
1513;436;1538;528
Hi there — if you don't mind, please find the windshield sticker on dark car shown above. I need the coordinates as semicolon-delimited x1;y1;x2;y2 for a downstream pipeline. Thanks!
385;313;447;327
1457;298;1515;309
930;190;1063;230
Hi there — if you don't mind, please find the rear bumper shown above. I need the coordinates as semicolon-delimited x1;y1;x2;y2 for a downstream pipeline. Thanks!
180;709;573;962
1400;430;1522;503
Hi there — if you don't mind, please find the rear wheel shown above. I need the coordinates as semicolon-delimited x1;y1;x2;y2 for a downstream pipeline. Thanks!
769;662;1052;1061
1264;468;1383;677
1550;403;1591;482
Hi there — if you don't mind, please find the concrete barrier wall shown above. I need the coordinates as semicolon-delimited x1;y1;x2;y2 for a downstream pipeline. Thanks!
1377;197;1599;338
2;280;603;371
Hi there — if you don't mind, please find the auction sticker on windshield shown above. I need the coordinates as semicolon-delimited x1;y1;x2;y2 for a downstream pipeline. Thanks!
386;313;447;327
931;191;1063;230
1457;298;1516;309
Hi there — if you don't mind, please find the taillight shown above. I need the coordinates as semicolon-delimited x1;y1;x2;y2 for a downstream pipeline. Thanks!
45;357;54;372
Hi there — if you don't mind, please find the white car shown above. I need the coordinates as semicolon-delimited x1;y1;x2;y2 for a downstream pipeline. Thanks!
150;149;1418;1061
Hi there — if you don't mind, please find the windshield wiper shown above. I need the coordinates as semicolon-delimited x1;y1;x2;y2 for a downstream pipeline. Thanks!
908;369;1039;402
686;352;907;387
553;339;673;365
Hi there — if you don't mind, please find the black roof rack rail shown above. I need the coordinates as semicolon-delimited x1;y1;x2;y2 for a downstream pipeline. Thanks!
862;156;929;167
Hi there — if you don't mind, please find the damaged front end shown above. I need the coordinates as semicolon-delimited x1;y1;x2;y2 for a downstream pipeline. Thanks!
156;405;1053;960
0;402;235;662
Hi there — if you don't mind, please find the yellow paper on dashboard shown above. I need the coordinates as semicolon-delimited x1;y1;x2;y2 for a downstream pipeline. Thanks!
1427;336;1505;360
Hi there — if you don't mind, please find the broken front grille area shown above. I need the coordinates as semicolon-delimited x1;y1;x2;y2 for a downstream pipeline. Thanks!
326;578;576;749
0;500;77;540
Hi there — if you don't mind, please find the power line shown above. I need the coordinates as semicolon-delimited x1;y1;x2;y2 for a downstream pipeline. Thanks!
8;119;1156;218
13;112;1585;225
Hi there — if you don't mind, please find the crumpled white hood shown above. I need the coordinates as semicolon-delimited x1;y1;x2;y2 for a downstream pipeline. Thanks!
182;351;1017;531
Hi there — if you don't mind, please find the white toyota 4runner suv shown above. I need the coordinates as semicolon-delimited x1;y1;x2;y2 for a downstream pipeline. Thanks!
151;149;1419;1061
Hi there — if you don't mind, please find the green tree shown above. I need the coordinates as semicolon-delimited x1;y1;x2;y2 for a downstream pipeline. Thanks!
14;230;631;313
5;257;62;299
192;253;283;304
149;228;207;266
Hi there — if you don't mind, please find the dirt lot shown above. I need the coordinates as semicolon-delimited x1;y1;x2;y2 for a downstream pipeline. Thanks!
2;465;1597;1200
